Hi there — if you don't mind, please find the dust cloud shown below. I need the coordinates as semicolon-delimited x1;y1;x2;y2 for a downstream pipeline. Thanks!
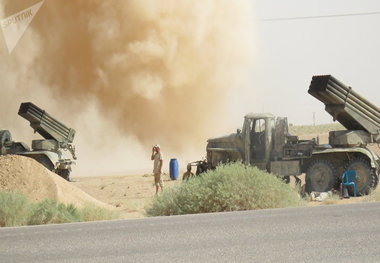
0;0;255;175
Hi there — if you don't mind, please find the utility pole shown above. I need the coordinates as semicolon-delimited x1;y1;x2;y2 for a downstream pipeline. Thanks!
313;112;316;126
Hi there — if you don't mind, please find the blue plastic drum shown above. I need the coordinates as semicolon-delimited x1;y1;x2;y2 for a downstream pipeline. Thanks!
169;158;179;180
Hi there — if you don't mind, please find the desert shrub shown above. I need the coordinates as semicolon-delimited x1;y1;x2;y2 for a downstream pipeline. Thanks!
0;191;120;227
28;200;119;225
146;162;304;216
79;204;119;222
28;199;81;225
0;191;30;227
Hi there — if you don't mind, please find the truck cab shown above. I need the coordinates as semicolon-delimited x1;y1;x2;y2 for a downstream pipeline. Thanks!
207;113;308;172
206;113;313;178
206;113;276;169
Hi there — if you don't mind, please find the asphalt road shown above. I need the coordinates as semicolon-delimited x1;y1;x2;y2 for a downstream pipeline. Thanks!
1;202;380;263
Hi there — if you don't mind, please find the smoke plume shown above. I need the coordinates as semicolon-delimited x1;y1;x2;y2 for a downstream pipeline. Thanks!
0;0;255;175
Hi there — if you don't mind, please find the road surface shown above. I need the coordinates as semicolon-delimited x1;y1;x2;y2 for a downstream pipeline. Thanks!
1;202;380;262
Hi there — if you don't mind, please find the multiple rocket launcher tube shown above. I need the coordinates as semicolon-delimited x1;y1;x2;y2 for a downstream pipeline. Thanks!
308;75;380;140
18;102;75;146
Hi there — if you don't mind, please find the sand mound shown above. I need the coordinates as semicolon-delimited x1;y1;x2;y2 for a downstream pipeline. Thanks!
0;155;112;209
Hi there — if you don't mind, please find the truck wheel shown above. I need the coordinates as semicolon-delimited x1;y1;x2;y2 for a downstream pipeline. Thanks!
282;176;290;184
306;159;337;193
346;158;376;196
0;130;12;155
57;169;71;181
372;167;379;190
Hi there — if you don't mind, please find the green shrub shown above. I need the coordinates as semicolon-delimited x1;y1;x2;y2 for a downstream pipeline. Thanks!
79;204;119;222
146;162;304;216
0;191;30;227
28;199;81;225
0;191;120;227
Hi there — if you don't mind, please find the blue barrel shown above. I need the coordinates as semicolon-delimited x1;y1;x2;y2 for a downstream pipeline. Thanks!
169;158;179;180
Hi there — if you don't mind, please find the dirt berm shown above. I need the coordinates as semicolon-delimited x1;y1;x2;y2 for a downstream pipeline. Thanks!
0;155;112;209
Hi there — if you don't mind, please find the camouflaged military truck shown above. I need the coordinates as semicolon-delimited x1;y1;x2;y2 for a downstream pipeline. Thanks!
194;75;380;195
0;102;76;181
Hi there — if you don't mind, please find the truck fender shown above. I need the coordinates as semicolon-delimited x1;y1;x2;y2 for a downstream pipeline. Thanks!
312;147;379;169
19;152;58;171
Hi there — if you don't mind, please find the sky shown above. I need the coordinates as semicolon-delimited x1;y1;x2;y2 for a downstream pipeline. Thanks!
227;0;380;129
1;0;380;176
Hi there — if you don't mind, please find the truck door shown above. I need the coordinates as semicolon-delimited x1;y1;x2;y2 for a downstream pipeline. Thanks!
251;118;266;163
243;118;253;165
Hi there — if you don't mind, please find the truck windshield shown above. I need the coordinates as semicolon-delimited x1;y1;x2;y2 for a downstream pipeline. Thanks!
254;119;265;132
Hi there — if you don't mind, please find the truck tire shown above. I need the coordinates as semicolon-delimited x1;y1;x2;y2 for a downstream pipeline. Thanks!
346;158;376;196
306;159;337;193
374;172;379;189
57;169;71;181
0;130;12;155
282;176;290;184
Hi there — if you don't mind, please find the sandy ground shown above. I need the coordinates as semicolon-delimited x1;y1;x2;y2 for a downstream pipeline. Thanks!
70;172;378;219
71;173;179;218
0;155;113;209
0;155;181;218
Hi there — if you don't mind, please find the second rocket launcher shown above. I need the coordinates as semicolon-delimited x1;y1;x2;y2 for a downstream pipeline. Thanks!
308;75;380;143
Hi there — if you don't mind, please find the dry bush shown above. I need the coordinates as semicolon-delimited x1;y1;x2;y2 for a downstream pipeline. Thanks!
146;162;305;216
79;204;119;222
0;191;30;227
0;191;119;227
28;200;81;225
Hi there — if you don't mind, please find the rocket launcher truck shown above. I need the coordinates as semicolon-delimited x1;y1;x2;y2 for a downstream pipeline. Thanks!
0;102;76;181
193;75;380;195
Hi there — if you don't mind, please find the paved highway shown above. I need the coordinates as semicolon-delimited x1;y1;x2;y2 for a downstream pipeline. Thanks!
1;202;380;262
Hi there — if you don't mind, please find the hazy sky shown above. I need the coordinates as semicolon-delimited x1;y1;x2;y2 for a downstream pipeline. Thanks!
229;0;380;128
2;0;379;130
1;1;380;175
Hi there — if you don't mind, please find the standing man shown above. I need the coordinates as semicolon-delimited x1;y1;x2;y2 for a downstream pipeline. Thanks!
182;164;194;181
151;144;163;194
